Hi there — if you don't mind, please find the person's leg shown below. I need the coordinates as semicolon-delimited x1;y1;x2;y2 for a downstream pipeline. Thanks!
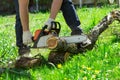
61;0;83;35
13;0;23;47
13;0;30;55
61;0;91;47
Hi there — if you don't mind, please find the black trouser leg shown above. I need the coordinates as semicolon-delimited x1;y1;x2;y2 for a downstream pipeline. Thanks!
61;0;83;35
13;0;23;47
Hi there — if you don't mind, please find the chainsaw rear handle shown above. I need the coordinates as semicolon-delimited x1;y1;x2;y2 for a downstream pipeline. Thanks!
48;21;61;36
50;21;61;33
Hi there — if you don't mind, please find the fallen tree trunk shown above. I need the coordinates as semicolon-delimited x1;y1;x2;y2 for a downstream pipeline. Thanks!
47;10;120;53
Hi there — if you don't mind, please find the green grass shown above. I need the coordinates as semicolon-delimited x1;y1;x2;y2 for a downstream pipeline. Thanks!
0;5;120;80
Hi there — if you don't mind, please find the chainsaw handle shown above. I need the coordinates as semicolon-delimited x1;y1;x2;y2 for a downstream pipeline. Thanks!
51;21;61;30
50;21;61;35
42;25;48;31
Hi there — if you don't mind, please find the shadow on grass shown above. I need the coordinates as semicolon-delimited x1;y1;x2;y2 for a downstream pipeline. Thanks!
111;36;120;43
0;63;58;80
0;68;35;80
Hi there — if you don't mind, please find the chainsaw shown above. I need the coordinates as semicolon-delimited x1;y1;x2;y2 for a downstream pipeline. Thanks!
31;21;87;49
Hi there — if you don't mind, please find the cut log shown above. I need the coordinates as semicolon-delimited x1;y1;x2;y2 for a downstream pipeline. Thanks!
47;36;79;53
47;37;68;51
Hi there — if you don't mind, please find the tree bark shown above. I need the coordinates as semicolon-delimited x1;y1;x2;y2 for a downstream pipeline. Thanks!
48;51;70;65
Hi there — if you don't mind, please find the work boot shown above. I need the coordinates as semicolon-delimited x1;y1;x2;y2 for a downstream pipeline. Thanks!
18;44;30;56
71;29;82;35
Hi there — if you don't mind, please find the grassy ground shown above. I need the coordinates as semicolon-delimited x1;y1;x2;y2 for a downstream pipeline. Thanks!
0;5;120;80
